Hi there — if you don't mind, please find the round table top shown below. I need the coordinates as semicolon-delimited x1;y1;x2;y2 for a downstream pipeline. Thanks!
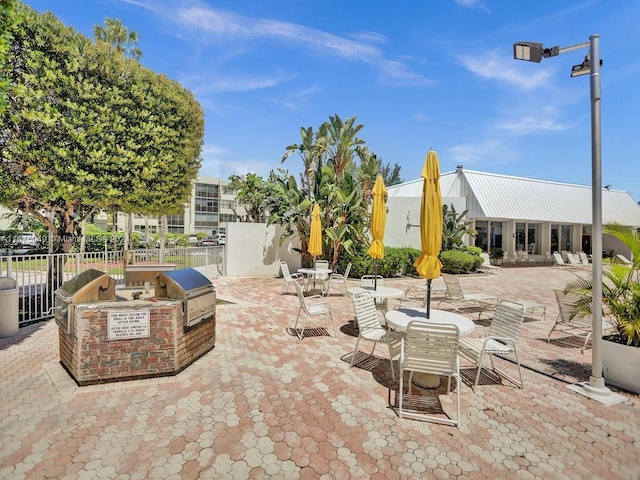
347;286;405;299
298;267;333;275
384;307;475;334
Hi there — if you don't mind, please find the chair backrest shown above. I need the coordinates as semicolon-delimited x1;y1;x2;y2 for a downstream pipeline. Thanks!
315;260;329;269
280;261;294;280
352;292;381;330
441;273;464;300
577;252;589;265
488;301;526;341
403;322;460;375
554;289;591;327
343;263;352;279
552;253;565;265
616;254;633;265
292;279;308;310
566;253;580;265
361;275;384;287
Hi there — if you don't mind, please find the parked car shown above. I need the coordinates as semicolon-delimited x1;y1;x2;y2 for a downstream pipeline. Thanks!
188;235;199;246
213;234;226;246
200;237;216;247
21;232;39;248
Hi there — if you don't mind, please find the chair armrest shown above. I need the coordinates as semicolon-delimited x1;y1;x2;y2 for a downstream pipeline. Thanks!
329;274;344;280
397;297;425;309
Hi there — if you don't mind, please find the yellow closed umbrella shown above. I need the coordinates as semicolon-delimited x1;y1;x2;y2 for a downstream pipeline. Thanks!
413;149;443;318
367;175;387;289
308;203;323;259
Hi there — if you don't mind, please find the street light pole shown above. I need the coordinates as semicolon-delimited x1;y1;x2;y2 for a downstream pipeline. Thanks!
514;35;612;398
583;34;609;396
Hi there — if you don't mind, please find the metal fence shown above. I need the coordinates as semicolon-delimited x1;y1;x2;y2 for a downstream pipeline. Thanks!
0;247;224;326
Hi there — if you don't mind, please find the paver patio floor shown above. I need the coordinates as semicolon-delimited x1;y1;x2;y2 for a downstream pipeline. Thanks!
1;267;639;479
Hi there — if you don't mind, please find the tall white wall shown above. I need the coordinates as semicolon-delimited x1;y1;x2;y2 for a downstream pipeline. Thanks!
385;196;466;249
224;222;301;277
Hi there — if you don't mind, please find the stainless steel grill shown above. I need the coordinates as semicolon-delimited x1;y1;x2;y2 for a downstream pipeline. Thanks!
155;269;216;332
54;269;116;335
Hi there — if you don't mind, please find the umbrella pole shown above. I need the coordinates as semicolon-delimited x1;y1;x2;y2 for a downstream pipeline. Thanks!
426;279;432;319
374;259;378;290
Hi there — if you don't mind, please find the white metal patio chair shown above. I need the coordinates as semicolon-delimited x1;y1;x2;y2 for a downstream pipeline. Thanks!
398;322;461;427
279;261;304;294
291;280;335;340
550;289;614;353
438;273;499;318
458;301;526;390
310;259;330;295
361;275;385;307
326;263;351;296
350;292;401;380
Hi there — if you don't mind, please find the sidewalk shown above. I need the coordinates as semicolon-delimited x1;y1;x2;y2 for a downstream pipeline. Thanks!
1;267;639;479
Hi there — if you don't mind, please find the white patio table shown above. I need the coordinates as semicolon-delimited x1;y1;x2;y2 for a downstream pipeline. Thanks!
298;267;332;294
346;286;404;312
385;307;475;388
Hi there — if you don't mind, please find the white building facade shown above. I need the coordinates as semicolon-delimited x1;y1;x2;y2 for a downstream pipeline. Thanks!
386;167;640;261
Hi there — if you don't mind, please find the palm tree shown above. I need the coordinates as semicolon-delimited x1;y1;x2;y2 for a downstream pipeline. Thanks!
93;17;142;60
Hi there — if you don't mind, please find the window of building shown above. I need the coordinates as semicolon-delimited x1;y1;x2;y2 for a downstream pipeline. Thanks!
219;213;237;223
515;222;540;254
475;221;488;252
581;225;592;253
490;222;503;250
551;224;573;252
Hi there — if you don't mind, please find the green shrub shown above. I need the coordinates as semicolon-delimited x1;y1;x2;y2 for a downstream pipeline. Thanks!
335;245;422;278
440;249;476;274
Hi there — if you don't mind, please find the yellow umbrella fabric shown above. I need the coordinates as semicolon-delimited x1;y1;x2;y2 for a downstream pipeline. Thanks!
308;203;323;258
414;149;443;280
367;175;387;260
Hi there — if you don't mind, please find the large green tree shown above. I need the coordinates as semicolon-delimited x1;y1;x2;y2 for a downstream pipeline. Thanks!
0;0;19;111
0;5;204;267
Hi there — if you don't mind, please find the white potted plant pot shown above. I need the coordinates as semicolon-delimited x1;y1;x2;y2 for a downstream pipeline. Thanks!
602;336;640;394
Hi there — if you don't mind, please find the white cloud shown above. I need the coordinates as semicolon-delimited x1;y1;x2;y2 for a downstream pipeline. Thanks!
126;0;432;86
184;72;290;95
494;105;579;134
448;140;518;165
458;49;553;90
454;0;490;13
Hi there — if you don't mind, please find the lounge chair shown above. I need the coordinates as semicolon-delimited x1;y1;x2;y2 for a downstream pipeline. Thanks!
438;274;499;318
479;253;501;274
577;252;590;265
549;290;614;353
615;254;633;265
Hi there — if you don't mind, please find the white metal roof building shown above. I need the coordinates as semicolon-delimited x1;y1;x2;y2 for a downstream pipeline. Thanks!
386;166;640;260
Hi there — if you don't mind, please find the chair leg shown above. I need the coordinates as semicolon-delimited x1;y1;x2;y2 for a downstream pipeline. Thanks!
398;369;404;418
455;374;461;428
473;353;485;391
389;358;396;382
329;313;336;337
582;331;592;354
351;336;362;366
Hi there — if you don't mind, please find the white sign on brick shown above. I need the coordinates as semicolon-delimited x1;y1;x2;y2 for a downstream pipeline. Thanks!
108;310;150;340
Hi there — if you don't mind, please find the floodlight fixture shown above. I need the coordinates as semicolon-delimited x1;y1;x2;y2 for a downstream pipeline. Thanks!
513;41;559;62
571;56;603;77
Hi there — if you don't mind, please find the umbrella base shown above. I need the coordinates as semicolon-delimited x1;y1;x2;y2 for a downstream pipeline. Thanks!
412;373;441;389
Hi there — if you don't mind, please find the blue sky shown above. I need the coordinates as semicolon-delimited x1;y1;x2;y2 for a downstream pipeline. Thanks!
25;0;640;200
